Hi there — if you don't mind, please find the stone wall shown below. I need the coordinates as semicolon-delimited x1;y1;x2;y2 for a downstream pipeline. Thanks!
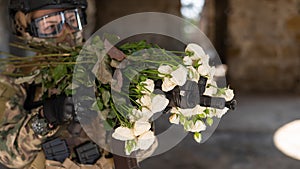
226;0;300;92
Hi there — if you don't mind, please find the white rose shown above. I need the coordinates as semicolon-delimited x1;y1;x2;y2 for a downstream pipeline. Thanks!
112;127;135;141
185;43;206;61
170;65;187;86
224;88;234;101
215;107;229;118
193;105;207;117
139;95;152;108
183;56;193;66
169;114;179;124
197;62;210;76
133;121;151;136
170;107;180;114
187;120;206;132
201;54;210;65
162;77;177;92
137;130;155;150
187;66;200;82
151;94;169;113
141;79;155;94
130;108;154;122
180;105;206;117
158;65;172;77
203;79;218;96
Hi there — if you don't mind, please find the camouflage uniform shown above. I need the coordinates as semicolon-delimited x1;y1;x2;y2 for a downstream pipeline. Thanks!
0;75;114;168
0;74;46;168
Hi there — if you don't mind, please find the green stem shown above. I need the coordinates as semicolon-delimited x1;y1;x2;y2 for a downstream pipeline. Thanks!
12;61;93;68
110;101;128;127
0;72;26;77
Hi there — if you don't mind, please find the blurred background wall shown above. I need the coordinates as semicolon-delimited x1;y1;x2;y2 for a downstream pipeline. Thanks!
226;0;300;93
0;0;9;56
90;0;300;93
0;0;299;92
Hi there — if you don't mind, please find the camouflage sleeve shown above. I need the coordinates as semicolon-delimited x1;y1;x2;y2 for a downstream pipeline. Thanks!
0;75;45;168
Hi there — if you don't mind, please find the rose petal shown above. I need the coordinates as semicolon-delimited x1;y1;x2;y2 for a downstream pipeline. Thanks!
179;105;206;117
183;56;193;66
169;114;179;124
197;63;210;76
170;65;187;86
141;79;155;94
187;120;206;132
112;127;135;141
151;94;169;113
158;65;172;77
162;77;177;92
130;108;154;122
140;95;152;108
170;107;181;114
134;121;151;136
187;66;200;82
137;131;155;150
224;89;234;101
185;43;206;61
215;107;229;118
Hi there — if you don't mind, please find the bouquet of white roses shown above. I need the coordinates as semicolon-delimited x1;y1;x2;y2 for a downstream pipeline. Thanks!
75;36;236;155
0;35;236;156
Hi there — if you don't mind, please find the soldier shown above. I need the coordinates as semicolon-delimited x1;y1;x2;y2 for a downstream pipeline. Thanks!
0;0;115;168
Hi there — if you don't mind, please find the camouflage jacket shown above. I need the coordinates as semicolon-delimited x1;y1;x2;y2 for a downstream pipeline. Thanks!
0;75;46;168
0;74;115;169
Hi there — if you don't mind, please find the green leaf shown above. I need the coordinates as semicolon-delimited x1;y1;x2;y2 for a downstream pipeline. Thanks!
179;115;186;124
64;89;74;96
194;132;202;143
204;108;210;114
198;113;206;119
102;90;111;107
125;140;137;155
52;64;67;83
206;117;213;126
103;120;114;131
217;88;226;95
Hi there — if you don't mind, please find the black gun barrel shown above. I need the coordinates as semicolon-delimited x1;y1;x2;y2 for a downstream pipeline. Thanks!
199;95;236;110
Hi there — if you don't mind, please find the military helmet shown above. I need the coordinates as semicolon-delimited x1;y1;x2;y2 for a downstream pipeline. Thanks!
9;0;87;16
8;0;88;38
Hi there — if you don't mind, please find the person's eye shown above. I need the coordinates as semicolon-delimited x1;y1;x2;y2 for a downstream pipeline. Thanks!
44;24;57;33
68;18;76;23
